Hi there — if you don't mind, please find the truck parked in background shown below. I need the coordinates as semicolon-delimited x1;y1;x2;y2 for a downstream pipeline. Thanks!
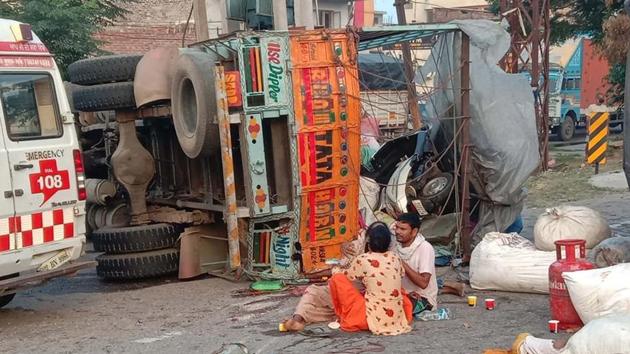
548;38;623;141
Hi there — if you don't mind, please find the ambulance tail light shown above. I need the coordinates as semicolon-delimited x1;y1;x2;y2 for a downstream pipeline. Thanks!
73;149;86;201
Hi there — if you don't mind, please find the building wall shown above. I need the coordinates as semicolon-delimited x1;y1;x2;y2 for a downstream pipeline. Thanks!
96;0;197;54
404;0;488;23
428;6;495;23
97;0;353;54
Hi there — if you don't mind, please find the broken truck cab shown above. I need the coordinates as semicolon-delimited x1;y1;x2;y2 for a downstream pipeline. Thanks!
73;29;362;280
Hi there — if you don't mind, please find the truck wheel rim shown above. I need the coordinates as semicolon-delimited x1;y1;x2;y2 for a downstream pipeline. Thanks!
423;176;448;196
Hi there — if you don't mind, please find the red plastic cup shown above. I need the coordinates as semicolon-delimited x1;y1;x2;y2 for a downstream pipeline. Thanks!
485;298;495;310
548;320;559;333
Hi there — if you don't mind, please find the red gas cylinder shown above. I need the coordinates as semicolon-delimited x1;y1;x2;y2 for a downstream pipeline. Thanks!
549;239;594;331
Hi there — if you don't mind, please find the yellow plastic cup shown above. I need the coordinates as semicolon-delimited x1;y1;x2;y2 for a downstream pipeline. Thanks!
467;295;478;307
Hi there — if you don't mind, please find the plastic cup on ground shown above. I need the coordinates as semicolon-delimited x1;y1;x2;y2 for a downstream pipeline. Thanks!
485;298;496;310
467;295;477;307
548;320;560;333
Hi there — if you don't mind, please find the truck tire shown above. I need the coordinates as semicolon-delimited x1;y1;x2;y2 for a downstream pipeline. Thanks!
96;248;179;280
92;223;182;254
418;173;454;214
64;82;79;113
73;82;136;112
420;173;453;201
560;116;575;141
171;50;219;158
0;293;15;308
68;54;143;85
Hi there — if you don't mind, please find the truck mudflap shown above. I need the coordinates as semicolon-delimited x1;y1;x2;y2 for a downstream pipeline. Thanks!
0;261;96;295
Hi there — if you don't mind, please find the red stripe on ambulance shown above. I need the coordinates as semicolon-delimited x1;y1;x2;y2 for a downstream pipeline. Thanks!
0;208;75;252
0;55;54;68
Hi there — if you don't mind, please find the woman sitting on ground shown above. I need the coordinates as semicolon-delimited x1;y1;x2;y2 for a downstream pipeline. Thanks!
328;222;413;335
283;223;413;335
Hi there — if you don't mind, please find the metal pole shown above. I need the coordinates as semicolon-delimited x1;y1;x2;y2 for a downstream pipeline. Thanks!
541;0;550;170
624;0;630;190
215;66;241;269
460;33;472;262
193;0;210;41
272;0;288;30
394;0;423;129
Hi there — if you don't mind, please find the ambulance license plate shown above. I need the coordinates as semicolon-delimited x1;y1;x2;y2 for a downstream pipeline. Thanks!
37;249;71;272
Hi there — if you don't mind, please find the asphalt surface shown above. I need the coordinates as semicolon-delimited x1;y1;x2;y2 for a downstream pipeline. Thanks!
1;194;629;353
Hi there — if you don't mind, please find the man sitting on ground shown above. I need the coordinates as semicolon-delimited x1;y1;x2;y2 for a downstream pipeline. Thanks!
393;213;439;315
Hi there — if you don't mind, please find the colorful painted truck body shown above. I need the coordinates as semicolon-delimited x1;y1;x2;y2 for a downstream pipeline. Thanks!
72;29;362;279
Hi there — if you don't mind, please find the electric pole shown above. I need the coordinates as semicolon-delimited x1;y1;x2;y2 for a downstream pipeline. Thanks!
500;0;550;171
624;0;630;189
393;0;423;129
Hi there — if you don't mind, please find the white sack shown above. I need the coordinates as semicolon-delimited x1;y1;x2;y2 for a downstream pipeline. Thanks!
470;232;557;294
534;206;610;251
561;314;630;354
562;263;630;324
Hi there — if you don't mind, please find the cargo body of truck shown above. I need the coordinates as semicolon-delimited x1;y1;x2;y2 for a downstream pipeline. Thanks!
68;29;366;280
0;19;94;308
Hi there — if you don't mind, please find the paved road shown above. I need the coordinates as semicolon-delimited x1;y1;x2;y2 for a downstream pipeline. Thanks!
2;193;629;353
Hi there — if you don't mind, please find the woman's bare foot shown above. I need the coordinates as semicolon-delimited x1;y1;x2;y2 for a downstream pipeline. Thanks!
283;315;306;332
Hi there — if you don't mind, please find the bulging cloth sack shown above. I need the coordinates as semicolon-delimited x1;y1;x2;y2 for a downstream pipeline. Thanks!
533;206;610;251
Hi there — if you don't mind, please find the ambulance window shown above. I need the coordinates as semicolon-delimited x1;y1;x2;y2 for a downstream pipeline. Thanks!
0;73;61;140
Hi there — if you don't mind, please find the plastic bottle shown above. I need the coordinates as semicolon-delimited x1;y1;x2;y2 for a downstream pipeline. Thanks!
415;308;450;321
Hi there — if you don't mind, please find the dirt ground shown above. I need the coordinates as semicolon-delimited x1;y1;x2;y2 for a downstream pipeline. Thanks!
526;139;624;208
2;146;629;353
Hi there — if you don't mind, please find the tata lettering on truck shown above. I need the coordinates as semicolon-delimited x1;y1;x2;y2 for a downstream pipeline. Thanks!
0;19;94;308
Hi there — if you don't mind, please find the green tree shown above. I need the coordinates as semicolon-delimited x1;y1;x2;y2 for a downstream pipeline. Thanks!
0;0;129;77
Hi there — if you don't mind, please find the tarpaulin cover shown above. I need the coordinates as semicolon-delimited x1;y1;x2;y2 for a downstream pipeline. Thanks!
418;20;540;243
358;53;406;91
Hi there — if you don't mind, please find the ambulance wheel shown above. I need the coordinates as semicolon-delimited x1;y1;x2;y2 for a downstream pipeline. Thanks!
73;82;136;112
96;248;179;280
68;54;143;85
171;50;219;159
92;223;182;254
0;293;15;308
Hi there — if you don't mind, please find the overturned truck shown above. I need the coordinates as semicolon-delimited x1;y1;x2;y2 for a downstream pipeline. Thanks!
70;30;364;280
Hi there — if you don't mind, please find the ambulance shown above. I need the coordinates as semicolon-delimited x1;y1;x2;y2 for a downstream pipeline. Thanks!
0;19;94;308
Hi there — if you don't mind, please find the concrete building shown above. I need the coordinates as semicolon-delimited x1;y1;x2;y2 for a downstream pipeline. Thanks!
95;0;356;55
403;0;489;23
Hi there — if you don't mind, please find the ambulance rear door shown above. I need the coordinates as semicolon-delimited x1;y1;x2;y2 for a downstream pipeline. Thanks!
0;123;15;255
0;69;84;249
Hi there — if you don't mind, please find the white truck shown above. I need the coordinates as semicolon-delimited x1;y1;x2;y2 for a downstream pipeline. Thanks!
0;19;94;308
